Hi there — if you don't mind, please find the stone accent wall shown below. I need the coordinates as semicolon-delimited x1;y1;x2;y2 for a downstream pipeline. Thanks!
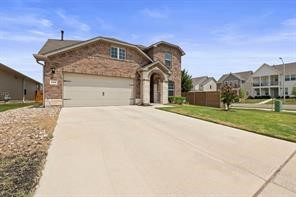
44;40;150;102
146;44;182;96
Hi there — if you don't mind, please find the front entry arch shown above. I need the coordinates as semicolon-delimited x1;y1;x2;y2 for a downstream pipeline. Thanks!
138;61;171;105
150;73;163;103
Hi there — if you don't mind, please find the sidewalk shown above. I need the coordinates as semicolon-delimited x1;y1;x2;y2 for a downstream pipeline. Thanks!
232;103;296;112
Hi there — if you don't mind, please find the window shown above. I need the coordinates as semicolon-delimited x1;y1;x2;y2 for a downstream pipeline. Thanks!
164;52;172;67
210;85;212;89
119;48;126;60
110;47;126;60
111;47;118;59
285;75;290;81
168;80;175;96
285;87;289;95
291;74;296;81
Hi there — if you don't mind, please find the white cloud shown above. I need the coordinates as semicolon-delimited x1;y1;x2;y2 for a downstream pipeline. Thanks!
141;8;168;19
282;18;296;26
57;10;90;32
0;15;52;27
0;30;53;42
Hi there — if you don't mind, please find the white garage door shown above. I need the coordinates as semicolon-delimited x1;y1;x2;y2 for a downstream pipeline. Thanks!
63;73;134;107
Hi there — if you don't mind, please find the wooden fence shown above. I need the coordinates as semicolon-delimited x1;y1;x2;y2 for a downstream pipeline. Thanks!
182;91;221;108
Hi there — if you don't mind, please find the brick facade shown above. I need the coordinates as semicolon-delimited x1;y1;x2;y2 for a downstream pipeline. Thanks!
44;40;150;101
146;44;182;96
40;38;183;106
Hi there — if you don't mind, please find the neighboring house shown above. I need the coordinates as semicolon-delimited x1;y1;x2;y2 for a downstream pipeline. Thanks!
251;62;296;98
191;76;217;91
217;71;253;96
0;63;42;101
34;33;185;107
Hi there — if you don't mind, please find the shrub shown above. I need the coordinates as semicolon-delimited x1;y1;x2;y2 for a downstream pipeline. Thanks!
220;84;238;111
168;96;186;104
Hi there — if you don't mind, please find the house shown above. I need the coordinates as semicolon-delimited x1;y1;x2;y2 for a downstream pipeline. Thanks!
33;33;185;107
217;71;253;96
191;76;217;91
0;63;42;102
251;62;296;98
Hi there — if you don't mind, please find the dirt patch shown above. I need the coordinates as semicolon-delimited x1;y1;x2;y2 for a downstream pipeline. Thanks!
0;107;60;196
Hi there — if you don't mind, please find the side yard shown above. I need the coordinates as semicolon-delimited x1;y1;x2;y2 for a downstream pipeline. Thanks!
0;102;37;112
158;105;296;142
0;107;60;196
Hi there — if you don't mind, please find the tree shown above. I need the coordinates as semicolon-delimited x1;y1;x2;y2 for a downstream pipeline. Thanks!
292;86;296;99
221;84;238;111
239;88;246;99
181;69;193;92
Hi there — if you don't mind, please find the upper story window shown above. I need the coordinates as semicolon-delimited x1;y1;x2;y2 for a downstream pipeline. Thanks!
291;74;296;81
164;52;172;67
111;47;126;60
285;75;290;81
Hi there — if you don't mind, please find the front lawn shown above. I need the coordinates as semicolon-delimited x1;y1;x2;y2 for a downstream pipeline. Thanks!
158;105;296;142
0;102;36;112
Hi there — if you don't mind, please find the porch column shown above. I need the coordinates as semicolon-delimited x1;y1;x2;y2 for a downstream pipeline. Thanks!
162;81;168;104
142;79;150;104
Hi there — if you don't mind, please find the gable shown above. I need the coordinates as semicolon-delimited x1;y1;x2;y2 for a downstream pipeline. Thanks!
253;64;280;77
223;74;241;82
36;37;153;63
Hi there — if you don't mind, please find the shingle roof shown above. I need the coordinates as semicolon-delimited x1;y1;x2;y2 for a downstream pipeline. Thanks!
217;71;253;83
200;77;216;86
38;39;81;55
144;41;185;55
0;63;42;84
191;76;208;86
272;62;296;74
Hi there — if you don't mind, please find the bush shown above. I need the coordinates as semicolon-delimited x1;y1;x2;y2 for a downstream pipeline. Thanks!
168;96;186;104
254;95;271;99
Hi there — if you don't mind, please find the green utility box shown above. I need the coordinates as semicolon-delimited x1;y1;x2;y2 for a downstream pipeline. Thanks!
274;99;282;112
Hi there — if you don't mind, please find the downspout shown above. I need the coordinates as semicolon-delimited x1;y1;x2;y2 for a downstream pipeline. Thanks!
35;59;45;107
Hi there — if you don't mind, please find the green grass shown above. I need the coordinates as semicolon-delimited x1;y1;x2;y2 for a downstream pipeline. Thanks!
158;105;296;142
0;103;36;112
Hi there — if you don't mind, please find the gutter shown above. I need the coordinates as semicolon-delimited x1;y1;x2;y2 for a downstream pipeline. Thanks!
33;54;47;107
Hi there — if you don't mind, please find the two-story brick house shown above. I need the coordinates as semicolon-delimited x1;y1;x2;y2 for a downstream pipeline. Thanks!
34;34;184;107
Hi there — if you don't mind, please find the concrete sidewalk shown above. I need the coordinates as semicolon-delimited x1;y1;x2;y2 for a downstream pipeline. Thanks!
35;106;296;196
232;103;296;112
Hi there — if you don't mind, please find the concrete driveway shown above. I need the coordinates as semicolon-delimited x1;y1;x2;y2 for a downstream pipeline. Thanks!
35;106;296;196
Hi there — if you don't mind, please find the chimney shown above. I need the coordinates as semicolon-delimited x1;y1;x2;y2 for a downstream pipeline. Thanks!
61;30;64;41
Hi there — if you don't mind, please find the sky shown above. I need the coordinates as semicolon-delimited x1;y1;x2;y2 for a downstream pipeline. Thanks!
0;0;295;82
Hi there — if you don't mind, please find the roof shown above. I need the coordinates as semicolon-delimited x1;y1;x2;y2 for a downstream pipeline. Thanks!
144;41;185;55
272;62;296;74
0;63;42;84
38;39;81;55
218;71;253;83
200;77;216;86
192;76;208;86
35;36;153;62
192;76;216;86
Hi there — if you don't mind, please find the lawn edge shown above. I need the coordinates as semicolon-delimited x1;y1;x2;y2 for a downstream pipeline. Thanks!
157;107;296;143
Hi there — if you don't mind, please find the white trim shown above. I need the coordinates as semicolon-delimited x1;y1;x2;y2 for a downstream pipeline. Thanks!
43;37;153;62
110;46;126;60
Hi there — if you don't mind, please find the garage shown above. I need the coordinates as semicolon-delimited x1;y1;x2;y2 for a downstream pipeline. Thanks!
63;73;134;107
